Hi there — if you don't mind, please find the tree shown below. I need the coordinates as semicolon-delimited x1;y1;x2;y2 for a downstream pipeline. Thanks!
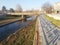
42;2;53;13
16;4;23;12
2;6;7;13
9;8;15;12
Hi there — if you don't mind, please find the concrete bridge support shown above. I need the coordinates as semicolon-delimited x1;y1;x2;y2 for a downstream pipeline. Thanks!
21;15;24;23
21;15;26;20
21;15;27;22
21;15;24;19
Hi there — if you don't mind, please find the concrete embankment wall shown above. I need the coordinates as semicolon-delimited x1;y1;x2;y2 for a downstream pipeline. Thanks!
47;14;60;20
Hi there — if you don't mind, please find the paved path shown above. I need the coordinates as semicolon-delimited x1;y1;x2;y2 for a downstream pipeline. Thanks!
39;15;60;45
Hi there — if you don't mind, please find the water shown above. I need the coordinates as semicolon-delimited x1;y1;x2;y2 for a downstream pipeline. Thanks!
0;20;28;41
0;16;36;42
27;16;36;20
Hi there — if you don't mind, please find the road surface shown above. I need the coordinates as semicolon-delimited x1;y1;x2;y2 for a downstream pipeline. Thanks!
39;15;60;45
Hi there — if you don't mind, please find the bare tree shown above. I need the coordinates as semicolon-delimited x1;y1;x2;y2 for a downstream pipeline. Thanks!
16;4;23;12
42;2;53;13
2;6;7;13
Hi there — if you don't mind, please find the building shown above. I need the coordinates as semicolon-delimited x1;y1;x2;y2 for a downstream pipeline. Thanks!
53;2;60;13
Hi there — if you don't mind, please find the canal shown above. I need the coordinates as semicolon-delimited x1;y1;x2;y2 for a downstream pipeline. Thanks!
0;16;36;42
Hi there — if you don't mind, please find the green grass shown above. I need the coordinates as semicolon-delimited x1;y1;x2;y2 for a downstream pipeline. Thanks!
0;15;21;21
15;24;35;45
45;15;60;28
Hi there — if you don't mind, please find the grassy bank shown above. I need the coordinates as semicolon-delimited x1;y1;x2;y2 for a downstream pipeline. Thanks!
45;15;60;28
0;15;21;21
0;21;36;45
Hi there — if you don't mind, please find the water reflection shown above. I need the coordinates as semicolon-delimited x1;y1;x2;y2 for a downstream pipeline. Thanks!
0;21;22;41
0;16;36;42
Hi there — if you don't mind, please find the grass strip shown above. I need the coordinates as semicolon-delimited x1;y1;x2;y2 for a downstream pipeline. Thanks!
45;15;60;28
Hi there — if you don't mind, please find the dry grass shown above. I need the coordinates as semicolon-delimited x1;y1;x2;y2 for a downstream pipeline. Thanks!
0;21;36;45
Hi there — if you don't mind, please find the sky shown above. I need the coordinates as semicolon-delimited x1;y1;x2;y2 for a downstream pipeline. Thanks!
0;0;60;11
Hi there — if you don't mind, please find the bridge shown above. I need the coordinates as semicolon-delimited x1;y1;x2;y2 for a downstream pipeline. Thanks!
7;11;40;16
7;11;40;20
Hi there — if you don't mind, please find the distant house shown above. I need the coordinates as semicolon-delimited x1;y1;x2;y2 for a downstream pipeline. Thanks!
53;2;60;13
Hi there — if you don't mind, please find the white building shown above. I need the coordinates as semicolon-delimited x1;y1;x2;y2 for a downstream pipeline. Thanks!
53;2;60;13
